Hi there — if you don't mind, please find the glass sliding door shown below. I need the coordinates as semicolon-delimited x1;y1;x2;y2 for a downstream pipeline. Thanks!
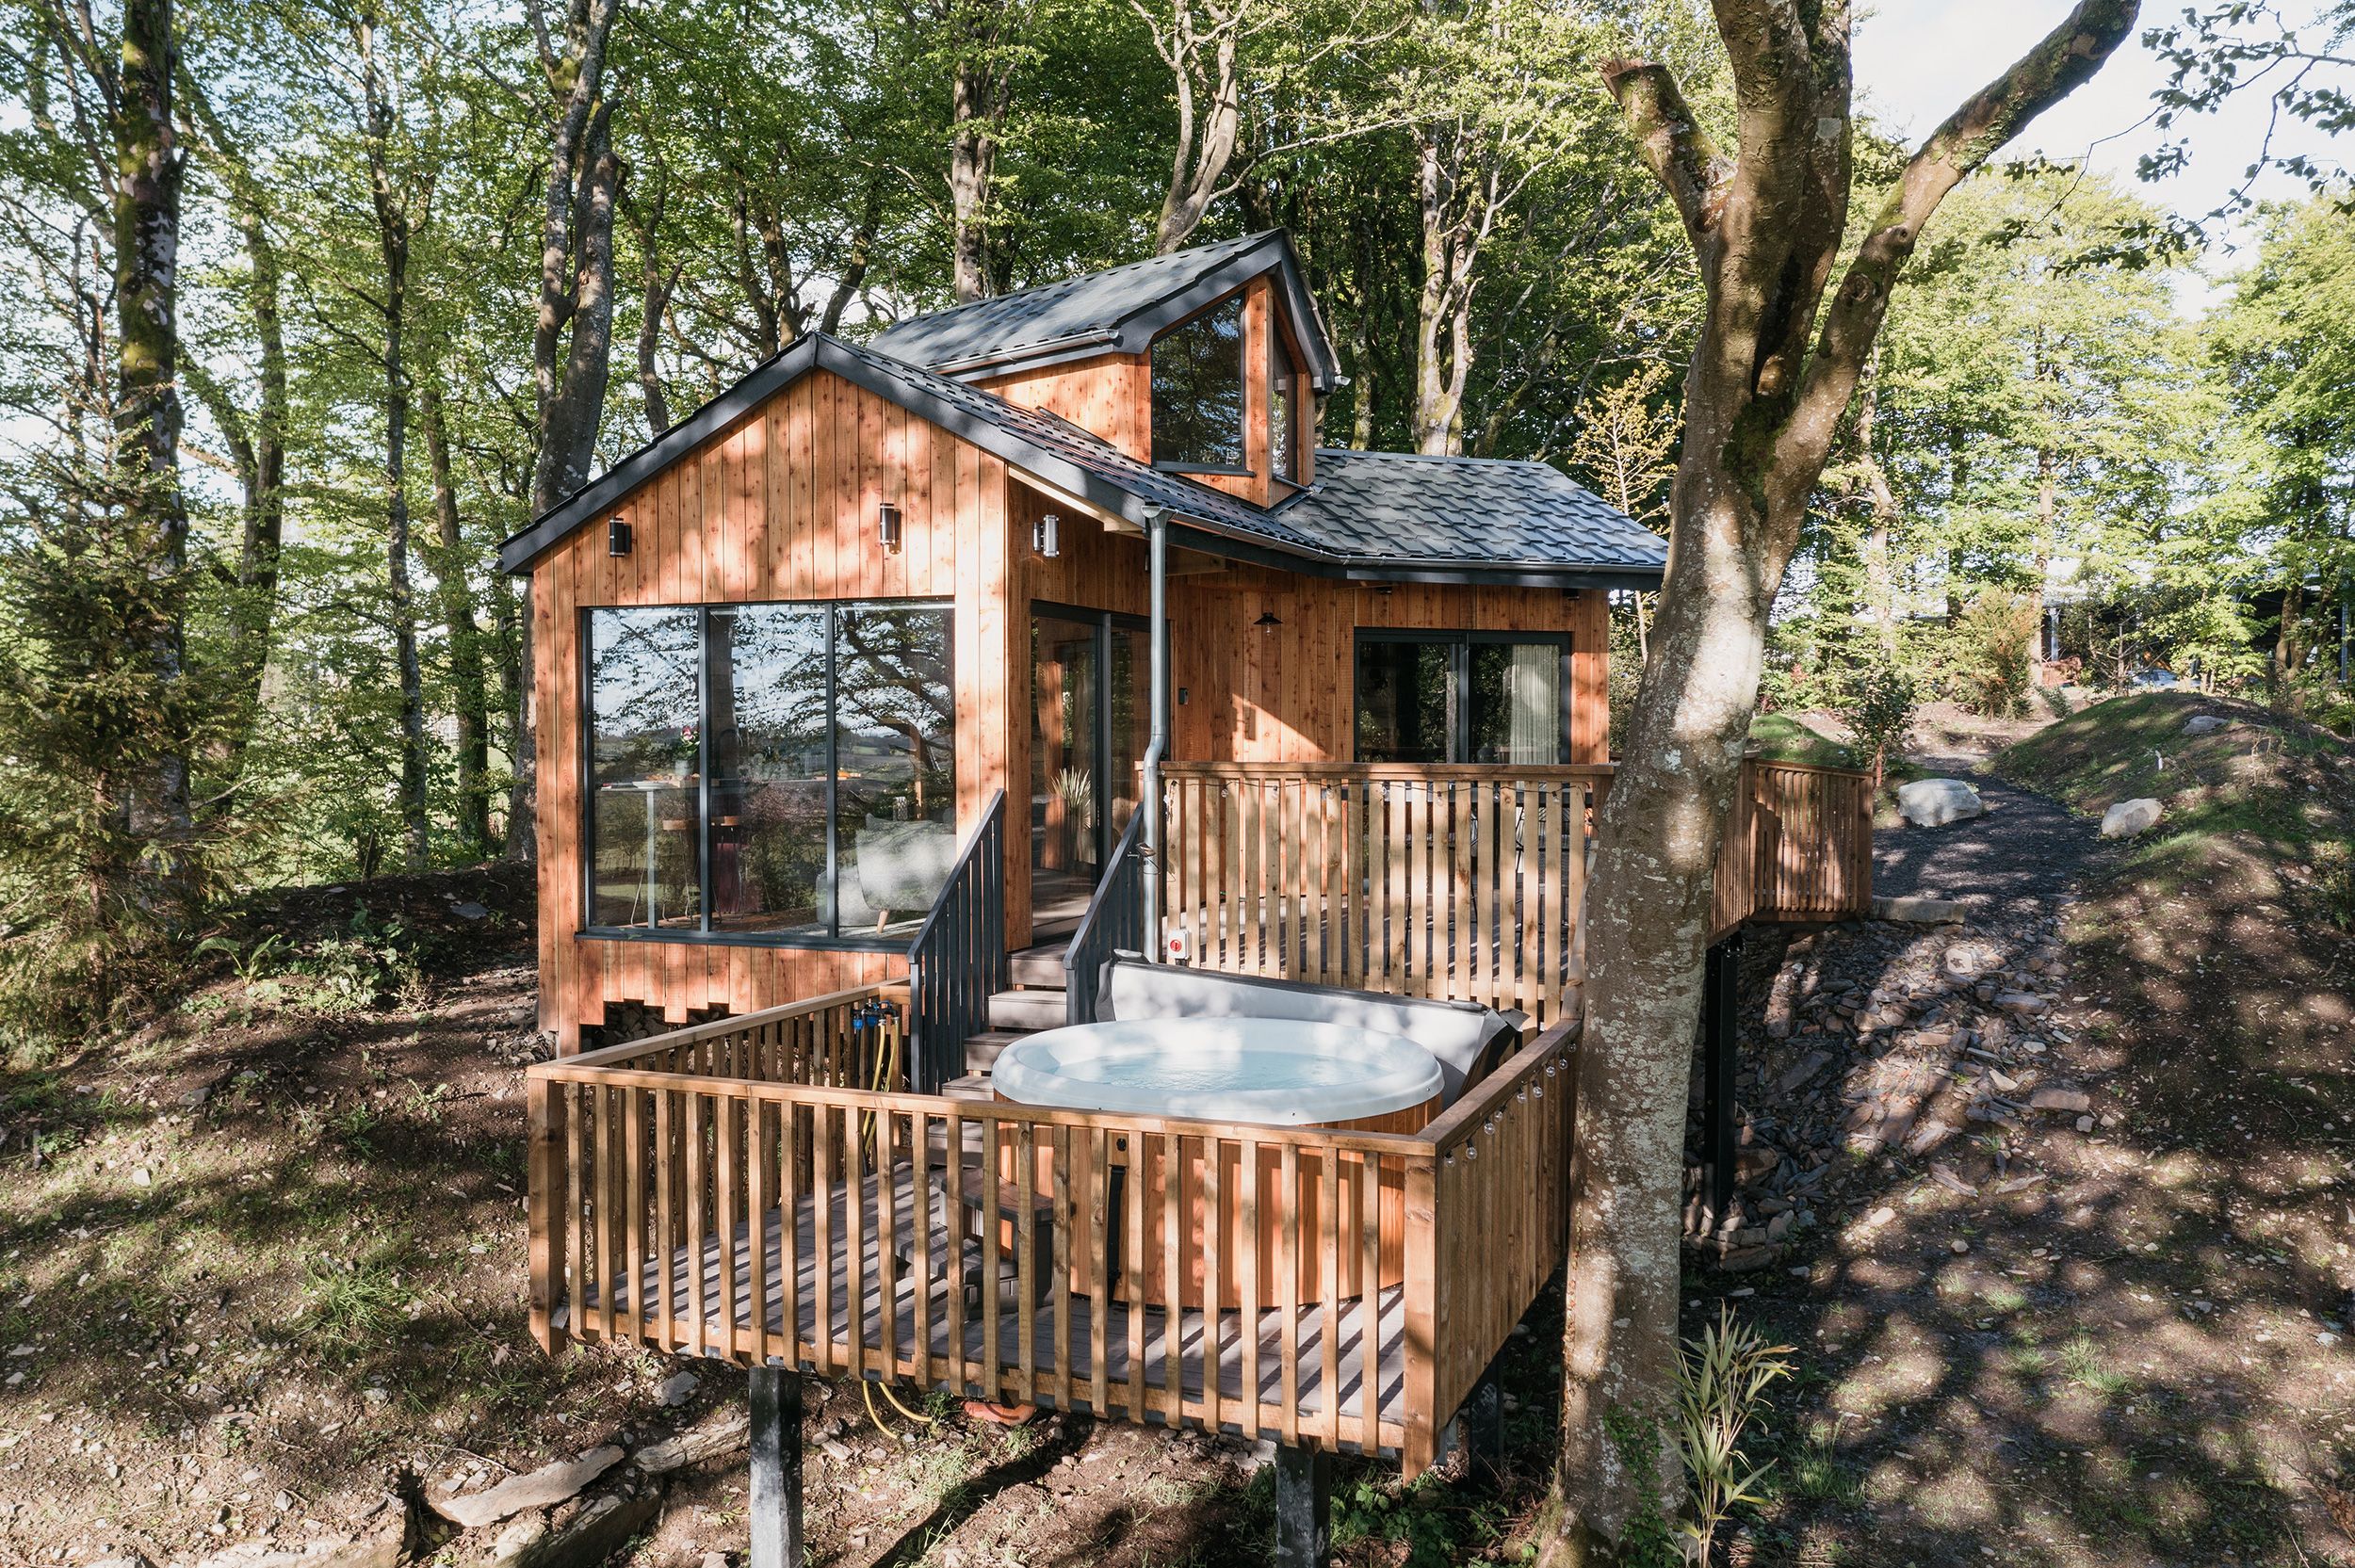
1031;612;1103;930
1108;623;1149;842
1354;636;1454;764
1031;606;1151;934
1354;630;1571;764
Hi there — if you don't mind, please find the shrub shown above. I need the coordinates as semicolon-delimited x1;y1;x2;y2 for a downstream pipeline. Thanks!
1675;1304;1795;1565
1830;663;1920;788
1941;588;2040;718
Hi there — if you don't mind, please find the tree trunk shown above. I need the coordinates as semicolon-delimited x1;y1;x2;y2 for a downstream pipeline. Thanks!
950;58;999;303
421;379;493;856
360;12;432;871
1853;349;1899;655
1150;3;1242;253
519;0;625;864
1550;8;2140;1559
1411;126;1473;456
111;0;194;887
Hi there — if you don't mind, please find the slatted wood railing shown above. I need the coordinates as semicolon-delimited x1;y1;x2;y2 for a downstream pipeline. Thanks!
528;1012;1583;1477
1162;757;1875;1002
1737;758;1876;924
1158;764;1612;1028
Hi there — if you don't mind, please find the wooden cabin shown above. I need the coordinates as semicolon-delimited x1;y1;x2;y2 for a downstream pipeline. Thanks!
502;232;1874;1561
496;231;1667;1056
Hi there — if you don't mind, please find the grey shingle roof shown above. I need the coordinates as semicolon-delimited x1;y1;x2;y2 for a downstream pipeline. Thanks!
869;231;1339;392
1275;449;1669;575
498;332;1663;590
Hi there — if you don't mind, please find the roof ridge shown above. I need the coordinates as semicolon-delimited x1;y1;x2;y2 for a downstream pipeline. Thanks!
874;230;1278;333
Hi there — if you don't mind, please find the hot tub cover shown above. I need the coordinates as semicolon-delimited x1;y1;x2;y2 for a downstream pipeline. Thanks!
991;1018;1442;1125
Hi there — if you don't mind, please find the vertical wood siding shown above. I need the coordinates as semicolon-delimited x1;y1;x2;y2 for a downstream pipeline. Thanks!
529;360;1619;1046
531;369;1012;1048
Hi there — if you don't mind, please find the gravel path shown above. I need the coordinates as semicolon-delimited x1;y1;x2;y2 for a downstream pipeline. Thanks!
1871;756;2120;924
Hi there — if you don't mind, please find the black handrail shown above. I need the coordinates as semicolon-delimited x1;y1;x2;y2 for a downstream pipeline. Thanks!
1063;808;1145;1025
904;789;1008;1092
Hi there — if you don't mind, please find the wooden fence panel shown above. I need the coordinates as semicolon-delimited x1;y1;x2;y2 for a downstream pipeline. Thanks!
1160;765;1616;1028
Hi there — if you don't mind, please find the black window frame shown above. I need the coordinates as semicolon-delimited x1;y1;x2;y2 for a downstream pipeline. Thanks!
1352;628;1574;766
579;597;955;952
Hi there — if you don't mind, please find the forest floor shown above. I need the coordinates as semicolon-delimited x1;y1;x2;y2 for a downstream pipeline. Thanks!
1696;689;2355;1568
2;688;2349;1568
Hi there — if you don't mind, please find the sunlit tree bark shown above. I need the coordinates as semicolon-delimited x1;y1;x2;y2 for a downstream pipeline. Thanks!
1551;4;2141;1558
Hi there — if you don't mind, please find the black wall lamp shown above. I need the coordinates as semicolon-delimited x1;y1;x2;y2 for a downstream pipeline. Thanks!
1255;610;1283;633
877;501;903;555
607;515;632;557
1032;511;1062;559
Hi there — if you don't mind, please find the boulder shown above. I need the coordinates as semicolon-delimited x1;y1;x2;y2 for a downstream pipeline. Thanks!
1897;778;1984;828
2183;715;2233;736
2100;798;2164;838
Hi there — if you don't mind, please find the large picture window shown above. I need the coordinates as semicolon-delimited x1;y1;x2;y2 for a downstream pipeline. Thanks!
1150;296;1245;471
586;601;955;946
1354;631;1570;766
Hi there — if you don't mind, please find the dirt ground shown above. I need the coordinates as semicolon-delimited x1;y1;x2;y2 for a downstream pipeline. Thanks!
1697;693;2355;1567
4;691;2349;1568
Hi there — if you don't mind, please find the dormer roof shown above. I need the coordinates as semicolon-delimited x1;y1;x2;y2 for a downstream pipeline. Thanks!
869;231;1340;392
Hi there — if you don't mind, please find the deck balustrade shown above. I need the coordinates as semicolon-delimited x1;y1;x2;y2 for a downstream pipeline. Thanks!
528;979;1580;1475
1159;756;1874;1022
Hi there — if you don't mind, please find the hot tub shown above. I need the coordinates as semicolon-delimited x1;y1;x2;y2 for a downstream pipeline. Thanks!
991;1017;1442;1126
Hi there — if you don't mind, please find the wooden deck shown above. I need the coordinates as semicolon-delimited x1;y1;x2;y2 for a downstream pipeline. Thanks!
563;1166;1410;1452
529;985;1580;1474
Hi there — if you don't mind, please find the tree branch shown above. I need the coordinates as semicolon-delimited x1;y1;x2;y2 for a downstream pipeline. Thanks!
1770;0;2142;510
1600;57;1730;257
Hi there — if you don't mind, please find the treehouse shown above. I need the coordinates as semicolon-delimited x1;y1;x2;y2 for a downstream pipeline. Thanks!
497;230;1874;1565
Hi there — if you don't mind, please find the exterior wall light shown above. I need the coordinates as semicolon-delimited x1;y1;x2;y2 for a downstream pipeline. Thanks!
1032;511;1061;559
1255;610;1283;633
877;501;903;555
608;515;632;557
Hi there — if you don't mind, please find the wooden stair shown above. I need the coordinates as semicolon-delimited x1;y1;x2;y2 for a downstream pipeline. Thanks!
967;938;1071;1077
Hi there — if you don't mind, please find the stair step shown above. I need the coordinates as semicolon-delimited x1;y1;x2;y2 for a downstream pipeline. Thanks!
943;1072;995;1103
987;989;1067;1031
964;1030;1029;1073
1009;942;1069;988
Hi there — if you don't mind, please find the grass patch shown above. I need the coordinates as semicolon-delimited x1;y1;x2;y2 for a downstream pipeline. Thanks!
1749;712;1857;768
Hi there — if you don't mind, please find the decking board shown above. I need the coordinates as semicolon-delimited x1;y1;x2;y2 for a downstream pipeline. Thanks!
562;1165;1408;1454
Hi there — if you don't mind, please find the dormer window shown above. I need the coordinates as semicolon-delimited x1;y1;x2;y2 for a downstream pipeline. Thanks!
1150;296;1245;471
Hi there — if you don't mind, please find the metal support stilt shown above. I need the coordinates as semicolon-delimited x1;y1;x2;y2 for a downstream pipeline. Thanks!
1703;932;1742;1225
750;1365;804;1568
1274;1444;1332;1568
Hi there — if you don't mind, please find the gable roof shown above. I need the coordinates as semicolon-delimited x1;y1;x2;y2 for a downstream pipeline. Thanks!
496;330;1665;590
1276;450;1668;576
868;231;1340;393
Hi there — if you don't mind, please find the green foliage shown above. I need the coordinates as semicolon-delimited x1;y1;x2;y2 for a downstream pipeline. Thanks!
1600;1404;1681;1568
0;454;229;1048
1828;664;1919;784
1673;1304;1794;1565
1934;589;2040;719
196;907;427;1016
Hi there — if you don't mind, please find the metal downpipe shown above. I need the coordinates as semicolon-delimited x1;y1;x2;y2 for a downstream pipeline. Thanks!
1143;506;1169;960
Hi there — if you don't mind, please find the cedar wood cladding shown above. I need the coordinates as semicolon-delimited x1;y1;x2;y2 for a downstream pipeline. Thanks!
536;364;1611;1044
